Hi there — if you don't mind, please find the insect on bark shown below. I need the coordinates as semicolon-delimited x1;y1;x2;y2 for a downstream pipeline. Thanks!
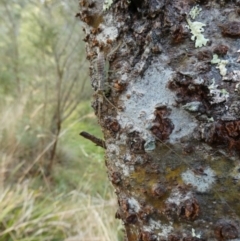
95;51;108;118
97;52;106;92
95;42;121;118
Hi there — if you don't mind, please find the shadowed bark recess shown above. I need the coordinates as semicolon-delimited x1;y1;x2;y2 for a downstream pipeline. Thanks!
78;0;240;240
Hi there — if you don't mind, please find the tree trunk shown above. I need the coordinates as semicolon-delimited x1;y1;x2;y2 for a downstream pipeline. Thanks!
78;0;240;240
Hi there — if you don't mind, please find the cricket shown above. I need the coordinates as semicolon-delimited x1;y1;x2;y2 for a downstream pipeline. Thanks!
94;41;122;118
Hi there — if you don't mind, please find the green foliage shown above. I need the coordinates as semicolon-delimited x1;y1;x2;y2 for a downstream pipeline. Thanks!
0;0;93;173
53;104;108;195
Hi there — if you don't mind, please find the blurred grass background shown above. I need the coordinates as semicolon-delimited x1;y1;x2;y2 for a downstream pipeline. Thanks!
0;0;123;240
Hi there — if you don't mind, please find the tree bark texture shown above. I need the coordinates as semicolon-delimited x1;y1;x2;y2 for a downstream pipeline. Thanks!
78;1;240;240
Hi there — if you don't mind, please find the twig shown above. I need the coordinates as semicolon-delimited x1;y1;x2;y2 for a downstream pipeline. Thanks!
79;131;106;149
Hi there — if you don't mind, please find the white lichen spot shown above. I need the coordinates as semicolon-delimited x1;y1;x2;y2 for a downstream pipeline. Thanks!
237;49;240;62
166;189;192;206
208;78;229;104
121;73;128;82
189;6;202;19
143;219;173;238
106;137;135;177
128;197;140;212
211;54;228;76
114;162;134;176
186;18;209;48
222;70;240;82
107;143;120;155
208;117;214;122
181;167;216;193
192;77;204;85
183;101;202;112
235;82;240;93
230;164;240;181
123;165;134;176
192;228;201;238
232;70;240;82
223;70;240;93
208;78;217;90
96;25;118;44
103;0;113;11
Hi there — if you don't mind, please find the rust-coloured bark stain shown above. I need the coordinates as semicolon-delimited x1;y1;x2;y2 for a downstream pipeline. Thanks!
78;0;240;240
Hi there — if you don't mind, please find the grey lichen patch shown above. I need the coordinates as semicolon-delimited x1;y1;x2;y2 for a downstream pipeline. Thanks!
143;219;173;238
106;136;135;177
128;197;141;213
181;167;216;193
222;70;240;94
117;56;198;144
116;159;135;176
211;54;228;76
166;189;193;206
124;166;135;177
96;25;119;44
107;141;120;155
222;70;240;83
192;76;204;85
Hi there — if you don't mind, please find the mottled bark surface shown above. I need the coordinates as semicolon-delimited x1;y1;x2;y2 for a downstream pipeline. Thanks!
78;0;240;240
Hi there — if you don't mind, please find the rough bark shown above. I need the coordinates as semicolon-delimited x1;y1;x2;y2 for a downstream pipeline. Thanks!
78;0;240;240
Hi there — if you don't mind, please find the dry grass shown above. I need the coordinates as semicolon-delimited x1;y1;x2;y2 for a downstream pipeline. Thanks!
0;182;122;241
0;97;123;241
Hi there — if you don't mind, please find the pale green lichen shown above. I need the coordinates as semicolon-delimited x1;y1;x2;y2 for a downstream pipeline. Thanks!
183;101;202;112
211;54;228;76
103;0;113;11
189;6;202;19
186;18;209;48
220;89;229;95
208;117;214;122
144;140;156;152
